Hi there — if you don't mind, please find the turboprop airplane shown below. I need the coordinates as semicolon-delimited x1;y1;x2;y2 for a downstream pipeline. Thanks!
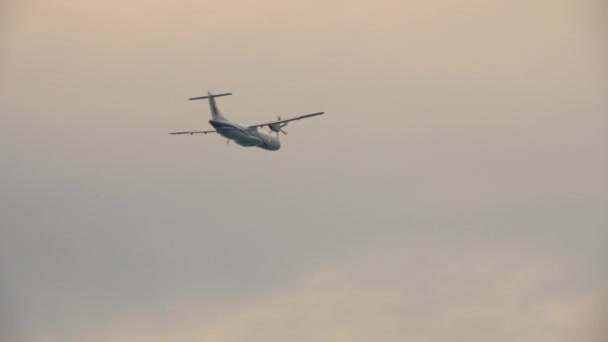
170;92;324;151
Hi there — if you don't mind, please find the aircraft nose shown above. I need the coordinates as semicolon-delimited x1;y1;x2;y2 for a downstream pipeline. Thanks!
270;140;281;151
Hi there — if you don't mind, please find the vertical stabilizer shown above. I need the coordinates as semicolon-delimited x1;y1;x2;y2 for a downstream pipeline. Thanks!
189;91;232;121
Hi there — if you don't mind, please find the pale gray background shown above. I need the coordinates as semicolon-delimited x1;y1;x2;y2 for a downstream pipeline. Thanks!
1;0;606;341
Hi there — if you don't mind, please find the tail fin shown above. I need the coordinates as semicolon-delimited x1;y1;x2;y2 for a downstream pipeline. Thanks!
189;92;232;121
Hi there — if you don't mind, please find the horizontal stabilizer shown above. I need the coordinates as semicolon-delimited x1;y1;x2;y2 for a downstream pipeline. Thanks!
189;93;232;101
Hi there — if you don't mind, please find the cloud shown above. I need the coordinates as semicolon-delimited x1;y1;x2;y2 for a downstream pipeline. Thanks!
31;229;604;342
1;0;606;341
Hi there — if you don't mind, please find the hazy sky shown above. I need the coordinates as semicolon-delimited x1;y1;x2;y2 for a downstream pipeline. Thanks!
1;0;607;341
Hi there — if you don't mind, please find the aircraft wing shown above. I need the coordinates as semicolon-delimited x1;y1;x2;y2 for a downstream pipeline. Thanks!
247;112;324;129
169;129;217;135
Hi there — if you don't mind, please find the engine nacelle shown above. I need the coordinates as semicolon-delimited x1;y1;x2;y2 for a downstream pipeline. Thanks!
269;123;281;132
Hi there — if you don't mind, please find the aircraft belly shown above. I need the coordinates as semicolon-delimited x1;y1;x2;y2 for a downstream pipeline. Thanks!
217;128;262;147
234;136;262;147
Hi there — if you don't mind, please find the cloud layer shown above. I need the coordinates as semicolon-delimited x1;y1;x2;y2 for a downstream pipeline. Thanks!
1;0;606;341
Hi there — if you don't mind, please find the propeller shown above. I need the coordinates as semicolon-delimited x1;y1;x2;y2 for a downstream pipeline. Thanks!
269;116;288;137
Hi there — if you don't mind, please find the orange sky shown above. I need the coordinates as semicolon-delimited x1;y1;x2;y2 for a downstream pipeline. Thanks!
1;1;606;341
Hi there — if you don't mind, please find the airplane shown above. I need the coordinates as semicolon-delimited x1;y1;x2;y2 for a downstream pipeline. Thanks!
169;92;324;151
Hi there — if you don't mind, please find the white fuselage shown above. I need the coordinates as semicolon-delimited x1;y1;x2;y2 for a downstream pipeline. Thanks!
209;119;281;151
